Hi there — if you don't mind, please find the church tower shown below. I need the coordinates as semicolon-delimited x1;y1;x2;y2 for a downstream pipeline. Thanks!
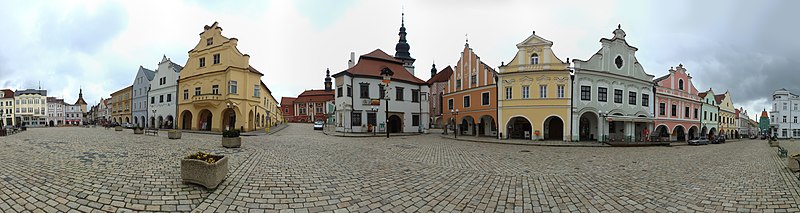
75;87;88;113
394;12;415;75
324;68;332;92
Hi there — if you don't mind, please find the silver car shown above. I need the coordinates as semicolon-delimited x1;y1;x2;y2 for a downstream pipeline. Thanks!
313;121;324;130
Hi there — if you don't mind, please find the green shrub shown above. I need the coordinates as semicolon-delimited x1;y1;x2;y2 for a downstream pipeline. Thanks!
222;129;240;138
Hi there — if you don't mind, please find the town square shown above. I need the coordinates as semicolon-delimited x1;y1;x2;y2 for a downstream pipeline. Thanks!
2;0;800;212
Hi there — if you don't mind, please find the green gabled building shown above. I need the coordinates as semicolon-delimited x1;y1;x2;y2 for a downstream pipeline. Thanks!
759;109;770;136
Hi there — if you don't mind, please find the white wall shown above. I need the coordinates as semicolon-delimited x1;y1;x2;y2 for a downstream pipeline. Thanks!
335;75;430;133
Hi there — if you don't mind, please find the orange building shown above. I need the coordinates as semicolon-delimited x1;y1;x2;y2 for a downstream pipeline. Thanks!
441;43;498;137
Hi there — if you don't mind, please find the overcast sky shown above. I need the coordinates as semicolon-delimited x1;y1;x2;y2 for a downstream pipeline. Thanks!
0;0;796;120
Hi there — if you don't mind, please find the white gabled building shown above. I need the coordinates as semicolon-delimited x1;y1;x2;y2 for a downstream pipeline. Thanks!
148;55;183;129
770;88;800;139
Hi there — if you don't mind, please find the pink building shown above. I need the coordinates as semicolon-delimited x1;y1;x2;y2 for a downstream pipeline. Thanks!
653;64;702;141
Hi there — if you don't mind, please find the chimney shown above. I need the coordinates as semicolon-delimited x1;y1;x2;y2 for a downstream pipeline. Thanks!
348;52;355;68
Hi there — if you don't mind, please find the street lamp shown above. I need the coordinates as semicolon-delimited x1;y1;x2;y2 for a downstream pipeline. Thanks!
451;109;459;139
380;67;394;138
569;67;575;142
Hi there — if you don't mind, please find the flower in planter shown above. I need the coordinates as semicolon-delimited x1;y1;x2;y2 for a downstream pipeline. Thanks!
187;151;221;164
222;130;240;138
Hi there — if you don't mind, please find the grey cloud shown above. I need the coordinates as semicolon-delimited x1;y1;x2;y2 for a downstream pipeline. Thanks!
38;2;128;53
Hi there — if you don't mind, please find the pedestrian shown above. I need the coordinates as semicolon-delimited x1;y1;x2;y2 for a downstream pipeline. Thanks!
642;127;649;142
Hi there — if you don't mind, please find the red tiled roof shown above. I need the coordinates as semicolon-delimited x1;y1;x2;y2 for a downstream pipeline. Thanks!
295;89;334;103
1;89;13;98
761;110;768;118
427;66;453;84
333;49;426;84
698;92;708;98
281;97;296;106
714;94;725;104
298;89;334;97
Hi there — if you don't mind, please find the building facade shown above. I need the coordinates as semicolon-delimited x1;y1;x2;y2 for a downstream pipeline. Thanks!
111;86;132;125
65;89;88;125
698;89;720;139
289;70;335;123
132;66;156;128
715;91;736;138
570;26;655;142
735;107;751;138
281;97;297;122
427;65;452;129
769;88;800;139
46;97;65;126
652;64;702;142
0;89;14;127
497;32;572;141
14;89;48;127
442;43;498;137
333;49;430;133
177;22;276;132
760;109;770;136
148;56;183;129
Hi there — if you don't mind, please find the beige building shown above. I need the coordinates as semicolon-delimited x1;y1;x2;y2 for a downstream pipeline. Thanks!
14;89;48;127
111;86;132;125
1;89;14;127
177;22;279;132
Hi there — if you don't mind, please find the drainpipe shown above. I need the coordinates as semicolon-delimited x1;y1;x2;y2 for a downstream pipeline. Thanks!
495;75;500;139
418;84;422;133
349;75;353;133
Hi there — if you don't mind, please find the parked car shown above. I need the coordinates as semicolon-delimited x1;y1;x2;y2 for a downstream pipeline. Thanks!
750;135;757;139
711;135;726;144
313;121;324;130
761;135;768;140
688;137;709;145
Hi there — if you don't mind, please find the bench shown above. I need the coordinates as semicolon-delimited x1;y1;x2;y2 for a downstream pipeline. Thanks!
145;129;159;136
778;146;788;158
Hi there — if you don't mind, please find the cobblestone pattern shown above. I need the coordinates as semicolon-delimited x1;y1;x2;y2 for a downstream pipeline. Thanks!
1;125;799;212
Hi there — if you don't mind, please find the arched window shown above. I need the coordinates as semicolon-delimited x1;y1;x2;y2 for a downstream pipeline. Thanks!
530;53;539;65
678;79;684;90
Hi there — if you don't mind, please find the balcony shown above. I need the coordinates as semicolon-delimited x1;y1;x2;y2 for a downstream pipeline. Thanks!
191;94;223;107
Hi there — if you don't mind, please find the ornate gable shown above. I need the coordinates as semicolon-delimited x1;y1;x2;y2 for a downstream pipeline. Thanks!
573;25;654;82
500;31;568;74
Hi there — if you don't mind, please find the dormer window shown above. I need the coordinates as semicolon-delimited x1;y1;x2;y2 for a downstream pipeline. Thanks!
530;53;539;65
207;38;213;46
199;57;206;67
614;56;623;69
678;79;684;90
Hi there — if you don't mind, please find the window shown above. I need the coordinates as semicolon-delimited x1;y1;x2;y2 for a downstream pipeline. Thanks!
206;38;213;46
379;85;385;99
614;89;623;103
463;96;471;107
784;116;787;123
151;97;155;104
228;81;237;94
159;95;164;103
213;54;220;64
783;129;788;137
337;87;343;97
795;104;798;111
167;94;172;102
184;90;188;100
448;99;454;110
614;55;623;69
505;87;512;100
482;92;490;105
411;89;419;103
539;85;547;98
412;114;420;127
359;83;370;98
199;57;205;67
684;107;690;118
212;85;219;95
455;79;461;88
521;86;530;99
659;103;666;115
195;87;201;96
795;116;798;123
671;105;677;116
254;86;260;98
628;91;636;105
352;112;362;126
395;87;404;101
678;79;684;90
530;53;539;65
346;85;352;97
470;74;477;85
694;108;698;119
367;113;377;126
581;86;591;101
598;87;607;102
784;103;788;110
557;85;565;98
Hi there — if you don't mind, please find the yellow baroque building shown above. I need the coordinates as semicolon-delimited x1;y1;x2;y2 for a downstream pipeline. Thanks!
497;32;571;141
177;22;280;132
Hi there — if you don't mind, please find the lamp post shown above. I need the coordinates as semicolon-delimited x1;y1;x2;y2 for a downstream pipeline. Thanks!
451;109;459;139
380;67;394;138
569;68;575;142
371;106;379;136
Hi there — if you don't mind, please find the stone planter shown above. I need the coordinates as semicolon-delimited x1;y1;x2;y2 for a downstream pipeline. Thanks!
133;128;144;134
168;131;182;139
769;140;779;147
789;155;800;172
222;137;241;148
115;126;123;131
181;155;228;189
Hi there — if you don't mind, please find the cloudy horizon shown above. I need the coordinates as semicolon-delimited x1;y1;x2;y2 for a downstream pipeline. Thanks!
1;0;797;120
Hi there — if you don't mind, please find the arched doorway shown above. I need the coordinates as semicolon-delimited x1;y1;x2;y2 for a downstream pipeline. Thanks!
48;120;54;127
198;109;213;131
688;126;698;140
507;116;532;139
113;118;117;123
388;115;402;133
140;116;145;128
543;116;564;141
673;126;686;141
248;110;255;131
709;127;717;140
735;130;739;139
654;125;670;141
579;112;598;141
150;117;156;128
701;126;708;137
157;116;164;129
181;110;193;130
166;115;174;129
461;116;475;136
221;108;237;131
479;115;496;137
134;117;139;127
125;117;129;124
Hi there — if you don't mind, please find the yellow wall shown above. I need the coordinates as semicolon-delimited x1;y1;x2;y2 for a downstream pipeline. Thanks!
177;22;276;132
110;86;132;124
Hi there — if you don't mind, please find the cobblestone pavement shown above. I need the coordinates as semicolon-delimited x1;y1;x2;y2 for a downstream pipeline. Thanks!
1;125;799;212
